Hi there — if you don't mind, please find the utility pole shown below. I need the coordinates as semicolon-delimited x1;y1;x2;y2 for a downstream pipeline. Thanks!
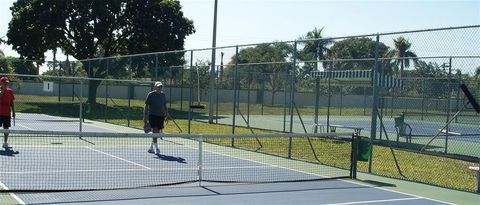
208;0;218;123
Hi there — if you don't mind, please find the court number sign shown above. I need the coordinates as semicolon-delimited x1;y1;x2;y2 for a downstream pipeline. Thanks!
43;81;54;92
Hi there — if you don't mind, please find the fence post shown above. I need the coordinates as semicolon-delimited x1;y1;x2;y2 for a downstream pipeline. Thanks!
79;80;83;132
445;57;452;154
327;69;331;130
231;46;239;146
363;86;367;116
198;134;203;186
314;78;320;133
368;34;380;173
188;51;194;134
288;41;297;159
283;65;288;133
105;59;109;122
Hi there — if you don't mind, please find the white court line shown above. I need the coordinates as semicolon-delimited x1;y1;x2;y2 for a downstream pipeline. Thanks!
13;123;33;130
13;145;178;148
321;197;421;205
186;143;455;205
342;179;455;205
439;129;462;136
0;165;270;174
83;122;134;133
0;168;151;174
7;119;455;204
0;181;26;205
14;114;124;133
85;146;151;170
1;117;29;205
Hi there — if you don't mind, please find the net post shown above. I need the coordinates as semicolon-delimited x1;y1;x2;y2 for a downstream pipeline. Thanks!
198;134;203;186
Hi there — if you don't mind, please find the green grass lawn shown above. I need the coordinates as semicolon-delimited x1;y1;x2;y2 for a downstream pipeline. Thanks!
12;95;480;192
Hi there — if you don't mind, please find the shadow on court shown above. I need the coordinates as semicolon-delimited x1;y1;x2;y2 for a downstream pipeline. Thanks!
357;179;396;187
155;154;187;164
0;149;19;157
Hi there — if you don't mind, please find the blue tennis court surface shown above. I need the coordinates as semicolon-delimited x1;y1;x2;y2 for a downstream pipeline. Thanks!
12;180;451;205
2;139;452;204
0;113;470;204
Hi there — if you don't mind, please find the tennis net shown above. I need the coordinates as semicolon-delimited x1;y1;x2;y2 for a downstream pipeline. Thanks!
0;130;357;191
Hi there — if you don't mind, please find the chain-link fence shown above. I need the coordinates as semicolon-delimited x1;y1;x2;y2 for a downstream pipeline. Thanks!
1;25;479;192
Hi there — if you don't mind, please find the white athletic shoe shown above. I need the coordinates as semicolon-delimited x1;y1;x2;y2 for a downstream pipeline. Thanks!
155;148;160;155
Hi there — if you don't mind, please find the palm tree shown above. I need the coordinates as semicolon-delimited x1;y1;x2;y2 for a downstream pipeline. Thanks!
298;27;334;74
389;36;417;78
475;66;480;82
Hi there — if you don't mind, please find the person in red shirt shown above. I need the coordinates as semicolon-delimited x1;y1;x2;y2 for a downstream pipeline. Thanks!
0;77;15;149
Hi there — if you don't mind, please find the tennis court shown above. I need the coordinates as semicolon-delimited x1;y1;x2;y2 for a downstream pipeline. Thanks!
0;128;460;205
11;112;138;133
204;114;479;140
203;114;480;155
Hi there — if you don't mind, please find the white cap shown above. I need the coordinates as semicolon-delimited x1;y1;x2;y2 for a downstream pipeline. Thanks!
154;81;163;87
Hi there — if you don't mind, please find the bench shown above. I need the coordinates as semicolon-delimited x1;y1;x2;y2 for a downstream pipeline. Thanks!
312;123;363;135
329;124;363;135
312;123;327;133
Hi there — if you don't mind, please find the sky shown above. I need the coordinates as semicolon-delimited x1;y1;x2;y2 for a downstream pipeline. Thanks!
0;0;479;64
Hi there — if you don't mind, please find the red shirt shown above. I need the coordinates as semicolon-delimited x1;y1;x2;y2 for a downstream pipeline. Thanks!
0;87;15;116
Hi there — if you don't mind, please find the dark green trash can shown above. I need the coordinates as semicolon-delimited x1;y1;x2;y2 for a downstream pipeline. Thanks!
357;137;371;162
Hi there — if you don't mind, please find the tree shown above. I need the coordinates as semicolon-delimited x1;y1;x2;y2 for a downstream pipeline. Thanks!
0;58;11;74
12;59;36;75
388;36;417;78
325;37;390;71
408;60;449;98
475;66;480;82
296;27;334;93
298;27;333;74
7;0;195;104
224;42;293;105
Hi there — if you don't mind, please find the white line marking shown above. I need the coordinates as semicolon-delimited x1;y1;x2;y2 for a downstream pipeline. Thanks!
1;116;31;205
0;166;269;174
83;122;133;132
14;123;33;130
0;181;26;205
321;197;421;205
340;179;456;205
185;140;455;205
440;129;461;135
0;168;152;174
85;146;151;170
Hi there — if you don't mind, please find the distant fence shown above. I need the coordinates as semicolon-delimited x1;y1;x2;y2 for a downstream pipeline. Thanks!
13;81;472;112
